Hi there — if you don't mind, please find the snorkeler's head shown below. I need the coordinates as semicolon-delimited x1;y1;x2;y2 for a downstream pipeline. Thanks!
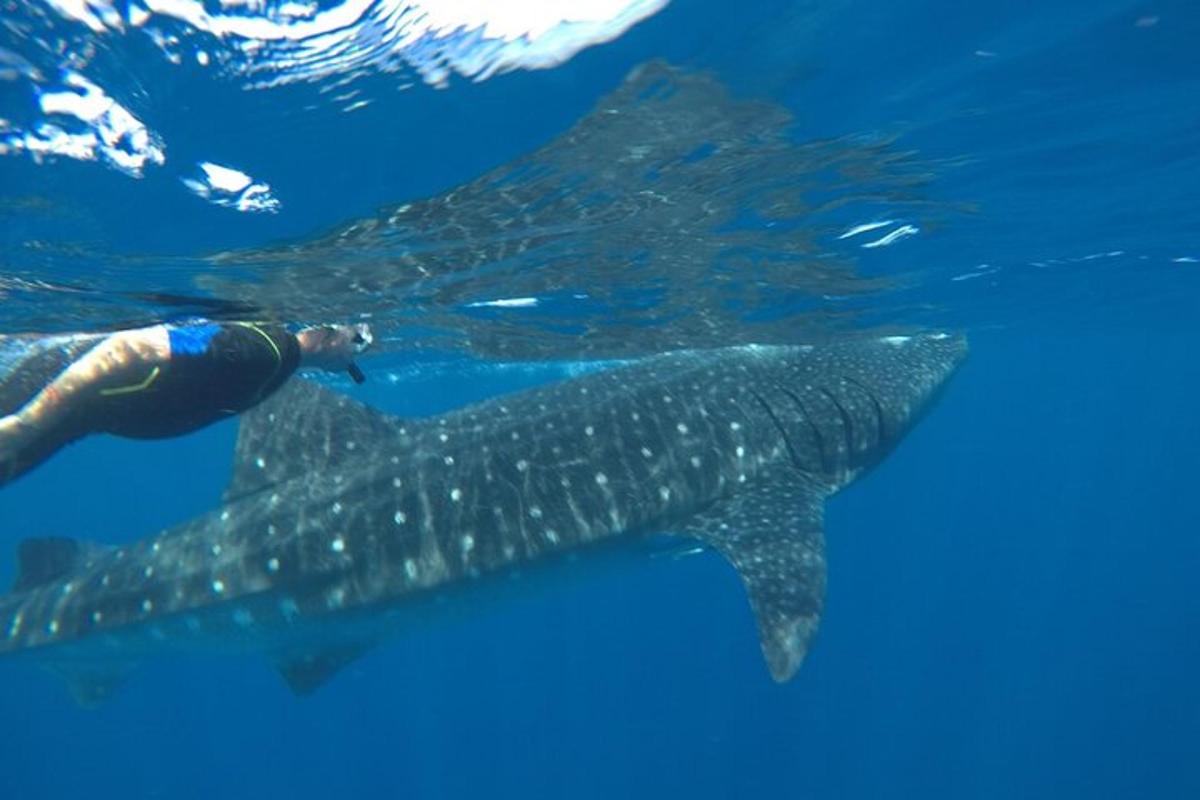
296;322;373;381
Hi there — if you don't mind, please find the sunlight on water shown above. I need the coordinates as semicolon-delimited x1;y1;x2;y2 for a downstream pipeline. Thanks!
0;0;666;190
0;61;960;358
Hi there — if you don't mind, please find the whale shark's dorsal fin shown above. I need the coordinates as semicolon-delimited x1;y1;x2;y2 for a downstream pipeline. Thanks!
678;472;828;681
226;379;405;501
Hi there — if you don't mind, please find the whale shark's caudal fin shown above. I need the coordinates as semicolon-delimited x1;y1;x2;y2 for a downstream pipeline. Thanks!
678;472;827;681
226;379;405;501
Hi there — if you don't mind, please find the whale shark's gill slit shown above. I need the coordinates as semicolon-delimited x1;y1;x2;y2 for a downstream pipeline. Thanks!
749;390;802;471
779;387;828;473
816;387;854;463
841;375;887;445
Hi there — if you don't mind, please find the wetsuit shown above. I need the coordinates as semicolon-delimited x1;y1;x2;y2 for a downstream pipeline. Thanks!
0;322;300;486
94;322;301;438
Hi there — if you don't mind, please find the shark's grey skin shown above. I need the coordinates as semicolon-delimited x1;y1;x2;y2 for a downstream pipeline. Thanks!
0;333;965;702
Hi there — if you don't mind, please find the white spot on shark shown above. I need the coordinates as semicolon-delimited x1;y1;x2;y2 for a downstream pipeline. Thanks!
212;580;226;594
267;558;280;573
331;537;346;553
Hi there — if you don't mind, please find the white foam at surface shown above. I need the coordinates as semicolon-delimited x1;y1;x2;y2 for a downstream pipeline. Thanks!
861;224;920;249
182;160;281;213
7;1;666;189
1;71;165;176
42;0;668;87
838;220;894;239
465;297;540;309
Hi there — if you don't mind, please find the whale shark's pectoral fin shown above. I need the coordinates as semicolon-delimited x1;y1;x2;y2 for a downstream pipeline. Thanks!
678;473;828;682
47;662;137;707
272;642;374;696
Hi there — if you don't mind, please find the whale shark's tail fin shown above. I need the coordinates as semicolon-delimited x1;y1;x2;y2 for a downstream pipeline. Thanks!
679;473;827;681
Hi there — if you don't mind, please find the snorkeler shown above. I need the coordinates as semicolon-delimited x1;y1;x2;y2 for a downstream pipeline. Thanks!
0;320;373;487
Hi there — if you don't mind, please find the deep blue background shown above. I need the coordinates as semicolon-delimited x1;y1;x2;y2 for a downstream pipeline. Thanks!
2;1;1199;798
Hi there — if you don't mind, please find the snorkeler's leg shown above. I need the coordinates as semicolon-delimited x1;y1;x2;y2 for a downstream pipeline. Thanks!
0;422;80;487
5;326;171;433
0;325;170;484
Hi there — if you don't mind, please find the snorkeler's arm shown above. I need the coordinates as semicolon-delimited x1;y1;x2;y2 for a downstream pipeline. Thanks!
0;326;172;438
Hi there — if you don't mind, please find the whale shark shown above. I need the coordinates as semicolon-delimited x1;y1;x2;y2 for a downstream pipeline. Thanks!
0;333;966;703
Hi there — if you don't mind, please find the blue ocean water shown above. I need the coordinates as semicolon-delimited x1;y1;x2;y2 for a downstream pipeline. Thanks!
1;1;1198;798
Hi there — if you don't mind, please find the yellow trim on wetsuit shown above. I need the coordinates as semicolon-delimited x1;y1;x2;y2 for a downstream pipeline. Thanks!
231;322;285;400
99;366;161;396
234;322;282;364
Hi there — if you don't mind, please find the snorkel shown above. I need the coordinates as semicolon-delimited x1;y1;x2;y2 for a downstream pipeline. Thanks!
345;322;372;383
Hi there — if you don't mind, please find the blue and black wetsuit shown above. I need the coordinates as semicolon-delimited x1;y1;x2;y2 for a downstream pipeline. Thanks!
94;322;301;439
0;322;302;487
